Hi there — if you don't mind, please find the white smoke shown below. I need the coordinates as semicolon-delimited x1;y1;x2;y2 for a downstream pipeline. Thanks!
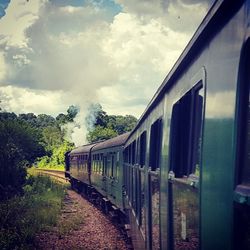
62;103;102;146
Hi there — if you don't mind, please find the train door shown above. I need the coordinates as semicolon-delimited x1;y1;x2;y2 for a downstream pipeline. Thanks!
234;40;250;250
167;81;204;250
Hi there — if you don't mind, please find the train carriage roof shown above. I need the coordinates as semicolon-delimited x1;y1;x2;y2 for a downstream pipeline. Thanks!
69;142;98;155
92;132;130;151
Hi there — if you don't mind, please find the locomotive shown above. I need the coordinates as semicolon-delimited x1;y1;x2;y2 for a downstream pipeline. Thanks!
65;0;250;249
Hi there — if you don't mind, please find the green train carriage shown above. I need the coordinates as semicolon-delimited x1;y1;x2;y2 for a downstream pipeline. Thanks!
124;0;250;249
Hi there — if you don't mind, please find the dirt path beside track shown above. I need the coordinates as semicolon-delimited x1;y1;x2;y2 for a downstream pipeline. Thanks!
35;189;129;250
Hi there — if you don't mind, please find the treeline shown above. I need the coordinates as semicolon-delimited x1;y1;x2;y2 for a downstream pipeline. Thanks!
0;104;137;200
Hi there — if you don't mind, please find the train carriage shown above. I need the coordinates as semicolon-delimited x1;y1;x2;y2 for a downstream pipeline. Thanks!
91;132;129;210
68;143;97;192
124;0;250;249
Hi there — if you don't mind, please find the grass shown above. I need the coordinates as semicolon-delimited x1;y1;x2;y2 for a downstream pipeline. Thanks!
0;169;68;250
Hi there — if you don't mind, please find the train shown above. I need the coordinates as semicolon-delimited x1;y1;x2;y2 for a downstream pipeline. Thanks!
65;1;250;249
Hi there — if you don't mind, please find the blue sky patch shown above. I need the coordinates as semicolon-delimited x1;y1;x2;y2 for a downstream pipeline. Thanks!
0;0;10;19
49;0;122;15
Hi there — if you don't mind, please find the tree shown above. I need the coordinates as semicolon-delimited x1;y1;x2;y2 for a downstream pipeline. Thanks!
107;115;137;134
0;112;17;121
37;141;74;168
0;119;45;200
56;113;68;125
66;105;79;122
36;114;56;127
41;126;64;153
87;125;118;143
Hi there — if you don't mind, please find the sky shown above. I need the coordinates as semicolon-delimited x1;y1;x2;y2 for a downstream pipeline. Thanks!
0;0;214;144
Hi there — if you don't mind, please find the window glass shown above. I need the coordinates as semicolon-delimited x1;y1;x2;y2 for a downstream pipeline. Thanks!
169;86;203;178
149;119;162;170
132;140;136;165
240;96;250;185
128;145;132;164
111;153;114;177
140;131;147;167
168;83;203;250
115;152;119;179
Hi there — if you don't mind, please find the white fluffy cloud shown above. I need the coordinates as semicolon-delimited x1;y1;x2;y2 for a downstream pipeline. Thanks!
0;85;73;116
0;0;43;48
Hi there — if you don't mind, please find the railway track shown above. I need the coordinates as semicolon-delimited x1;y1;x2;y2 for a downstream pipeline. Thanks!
33;169;131;249
35;169;67;183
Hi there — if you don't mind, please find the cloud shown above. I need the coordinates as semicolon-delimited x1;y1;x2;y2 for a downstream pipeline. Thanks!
0;0;214;119
115;0;214;33
2;2;118;98
0;85;72;116
0;52;7;81
0;0;42;48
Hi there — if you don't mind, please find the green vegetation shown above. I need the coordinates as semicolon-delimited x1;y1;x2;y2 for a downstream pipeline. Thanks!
0;170;67;249
0;118;45;200
36;141;74;170
0;102;136;248
0;103;137;198
0;106;76;199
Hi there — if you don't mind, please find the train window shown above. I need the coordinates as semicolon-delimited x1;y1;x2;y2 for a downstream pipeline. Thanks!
149;119;163;171
115;152;119;179
128;144;132;164
233;42;250;250
132;140;136;165
111;153;115;177
169;84;203;178
168;83;203;250
236;85;250;185
125;148;129;163
139;131;147;167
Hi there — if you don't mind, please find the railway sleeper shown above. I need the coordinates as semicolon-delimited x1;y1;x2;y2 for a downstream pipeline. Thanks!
101;197;111;214
87;186;94;196
89;191;99;204
109;205;120;223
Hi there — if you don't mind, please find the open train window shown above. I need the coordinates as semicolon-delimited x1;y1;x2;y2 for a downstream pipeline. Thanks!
132;140;136;165
111;153;115;177
128;144;132;164
236;49;250;187
149;118;162;171
234;39;250;250
169;83;203;178
139;131;147;167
